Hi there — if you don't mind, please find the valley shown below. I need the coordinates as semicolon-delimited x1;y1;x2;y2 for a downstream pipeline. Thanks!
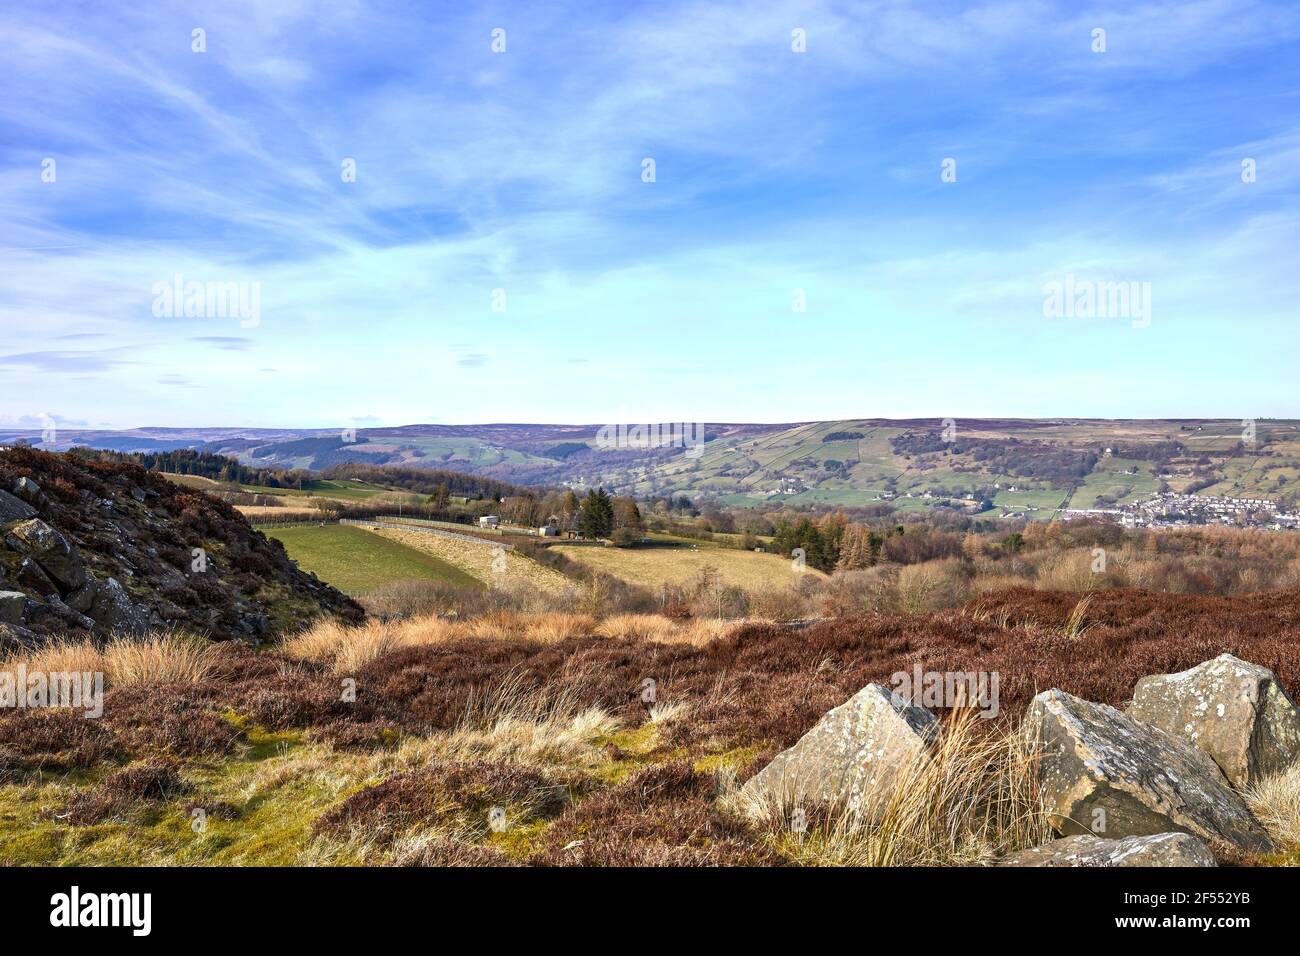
9;418;1300;523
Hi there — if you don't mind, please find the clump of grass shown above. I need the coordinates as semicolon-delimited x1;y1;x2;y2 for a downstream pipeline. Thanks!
1;631;214;688
328;622;406;674
1062;595;1092;639
647;700;690;724
735;707;1049;866
596;614;682;641
424;661;622;767
522;613;599;643
283;619;407;673
1246;763;1300;853
1;637;102;681
104;632;215;685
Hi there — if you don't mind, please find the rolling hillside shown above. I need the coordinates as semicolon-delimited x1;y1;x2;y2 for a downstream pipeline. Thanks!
8;419;1300;517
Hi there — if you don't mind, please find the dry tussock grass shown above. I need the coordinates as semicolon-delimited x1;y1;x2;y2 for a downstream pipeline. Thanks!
5;638;103;677
732;708;1050;866
104;634;215;685
1062;595;1093;639
596;613;681;641
462;611;598;643
284;609;743;674
1034;550;1104;592
1;632;215;688
1247;763;1300;854
283;618;441;672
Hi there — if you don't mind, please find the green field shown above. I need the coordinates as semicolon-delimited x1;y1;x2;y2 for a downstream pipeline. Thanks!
1064;457;1159;509
268;524;482;593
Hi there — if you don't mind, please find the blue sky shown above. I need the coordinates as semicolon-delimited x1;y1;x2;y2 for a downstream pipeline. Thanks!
2;0;1298;429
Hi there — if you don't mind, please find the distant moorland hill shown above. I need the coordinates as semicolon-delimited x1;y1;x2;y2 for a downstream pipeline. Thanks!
5;419;1299;517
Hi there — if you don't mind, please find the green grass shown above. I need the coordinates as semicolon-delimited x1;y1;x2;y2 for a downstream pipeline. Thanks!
1065;458;1159;509
0;721;368;866
992;487;1070;512
268;524;482;593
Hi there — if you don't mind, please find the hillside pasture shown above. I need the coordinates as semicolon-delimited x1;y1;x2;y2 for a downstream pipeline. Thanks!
552;538;825;590
269;524;482;593
372;527;572;593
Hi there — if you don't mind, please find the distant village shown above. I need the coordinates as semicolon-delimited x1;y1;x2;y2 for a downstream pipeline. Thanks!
1064;492;1300;531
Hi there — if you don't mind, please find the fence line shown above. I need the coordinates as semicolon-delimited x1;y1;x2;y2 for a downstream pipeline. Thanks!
248;517;340;530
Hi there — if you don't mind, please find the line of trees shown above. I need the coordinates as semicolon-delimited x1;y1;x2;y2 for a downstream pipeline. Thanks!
69;447;312;488
322;462;539;501
769;512;967;572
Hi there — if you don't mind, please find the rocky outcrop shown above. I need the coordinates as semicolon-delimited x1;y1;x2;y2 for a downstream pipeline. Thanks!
998;833;1216;867
12;477;47;507
739;683;938;818
87;577;154;635
1128;654;1300;789
5;518;89;591
0;489;36;525
1027;689;1273;853
0;446;363;641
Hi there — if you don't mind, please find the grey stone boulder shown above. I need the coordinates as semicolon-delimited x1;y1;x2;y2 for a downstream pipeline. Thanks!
40;593;97;631
998;832;1216;867
66;577;99;614
0;590;27;625
4;518;89;591
0;621;43;653
88;577;153;635
0;488;37;526
740;683;939;818
1027;689;1273;853
12;477;47;507
15;557;57;595
1128;654;1300;789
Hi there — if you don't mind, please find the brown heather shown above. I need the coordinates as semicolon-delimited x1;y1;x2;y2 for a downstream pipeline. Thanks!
63;761;188;825
3;587;1300;864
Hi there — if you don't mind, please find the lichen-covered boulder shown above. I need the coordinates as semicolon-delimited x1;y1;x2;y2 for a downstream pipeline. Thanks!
0;488;37;526
88;577;154;635
998;832;1216;867
740;683;938;818
1128;654;1300;789
12;477;46;507
66;577;99;614
1026;689;1272;853
4;518;88;591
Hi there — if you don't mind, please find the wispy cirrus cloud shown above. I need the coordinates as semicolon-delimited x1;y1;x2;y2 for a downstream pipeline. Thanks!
1;0;1297;425
190;336;254;351
0;346;137;372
